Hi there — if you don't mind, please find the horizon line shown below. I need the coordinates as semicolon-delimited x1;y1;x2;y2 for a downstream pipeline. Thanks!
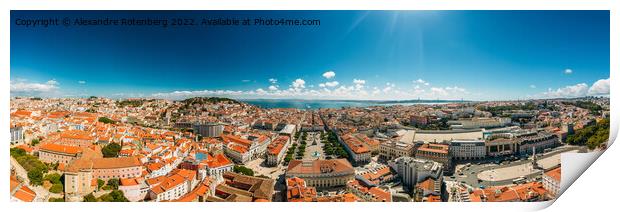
11;95;609;102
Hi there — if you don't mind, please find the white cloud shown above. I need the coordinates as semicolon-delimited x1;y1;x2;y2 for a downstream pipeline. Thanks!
256;88;267;94
324;81;339;87
78;80;86;84
352;79;366;90
151;82;474;101
533;78;610;99
10;79;60;94
241;79;251;83
291;78;306;91
353;79;366;85
564;69;573;74
152;90;247;99
588;78;610;95
383;86;393;93
322;71;336;79
269;78;277;84
46;80;59;85
426;86;468;99
541;83;589;98
414;78;430;86
529;85;536;89
431;87;448;96
445;86;466;93
383;82;396;93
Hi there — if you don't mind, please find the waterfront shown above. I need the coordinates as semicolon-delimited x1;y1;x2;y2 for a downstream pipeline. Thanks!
240;99;460;109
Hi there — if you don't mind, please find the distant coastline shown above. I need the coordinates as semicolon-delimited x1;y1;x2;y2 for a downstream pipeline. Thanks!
238;98;469;109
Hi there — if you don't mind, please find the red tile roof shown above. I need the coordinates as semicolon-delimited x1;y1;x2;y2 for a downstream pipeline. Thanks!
545;167;561;182
39;143;82;155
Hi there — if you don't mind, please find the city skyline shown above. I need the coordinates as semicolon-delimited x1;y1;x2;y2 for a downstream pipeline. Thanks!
11;11;610;101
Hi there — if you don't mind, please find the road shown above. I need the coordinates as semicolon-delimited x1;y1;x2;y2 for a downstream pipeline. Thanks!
303;132;325;160
449;145;586;188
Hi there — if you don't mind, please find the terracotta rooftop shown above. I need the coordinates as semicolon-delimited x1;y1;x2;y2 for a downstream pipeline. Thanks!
205;153;232;168
470;182;547;202
219;171;275;201
92;157;142;169
287;159;354;176
545;167;561;182
39;143;82;155
221;134;252;147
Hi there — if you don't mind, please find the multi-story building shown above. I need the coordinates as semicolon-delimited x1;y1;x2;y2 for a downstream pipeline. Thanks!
193;122;224;138
38;143;83;164
542;166;561;198
353;134;380;153
286;159;355;189
448;117;511;129
203;153;234;181
90;157;143;180
10;125;25;145
379;140;414;160
266;135;290;167
286;177;317;202
518;133;558;155
485;136;519;157
408;129;484;144
389;157;443;193
279;124;297;137
222;134;270;163
449;139;486;160
57;130;94;148
346;178;392;202
339;134;371;165
64;169;96;200
416;177;442;198
469;182;547;202
415;143;452;171
148;169;198;202
409;115;429;127
357;164;396;185
119;177;150;202
146;161;173;179
64;156;144;200
208;172;275;202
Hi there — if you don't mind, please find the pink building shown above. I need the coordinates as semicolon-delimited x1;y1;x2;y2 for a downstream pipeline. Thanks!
91;157;143;180
38;143;82;164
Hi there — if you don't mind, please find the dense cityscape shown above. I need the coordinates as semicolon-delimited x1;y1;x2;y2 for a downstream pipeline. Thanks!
9;96;610;202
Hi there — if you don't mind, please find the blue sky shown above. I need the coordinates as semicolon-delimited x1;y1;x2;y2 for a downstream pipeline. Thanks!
10;11;610;100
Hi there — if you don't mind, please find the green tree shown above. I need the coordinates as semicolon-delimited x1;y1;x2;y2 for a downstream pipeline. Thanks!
44;173;62;184
27;169;44;186
107;178;120;190
284;155;293;163
233;165;255;176
98;190;129;202
98;117;116;124
10;147;27;157
97;179;105;189
31;138;40;146
11;147;49;185
566;118;609;150
49;197;65;202
49;183;64;193
102;143;122;158
83;193;97;202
